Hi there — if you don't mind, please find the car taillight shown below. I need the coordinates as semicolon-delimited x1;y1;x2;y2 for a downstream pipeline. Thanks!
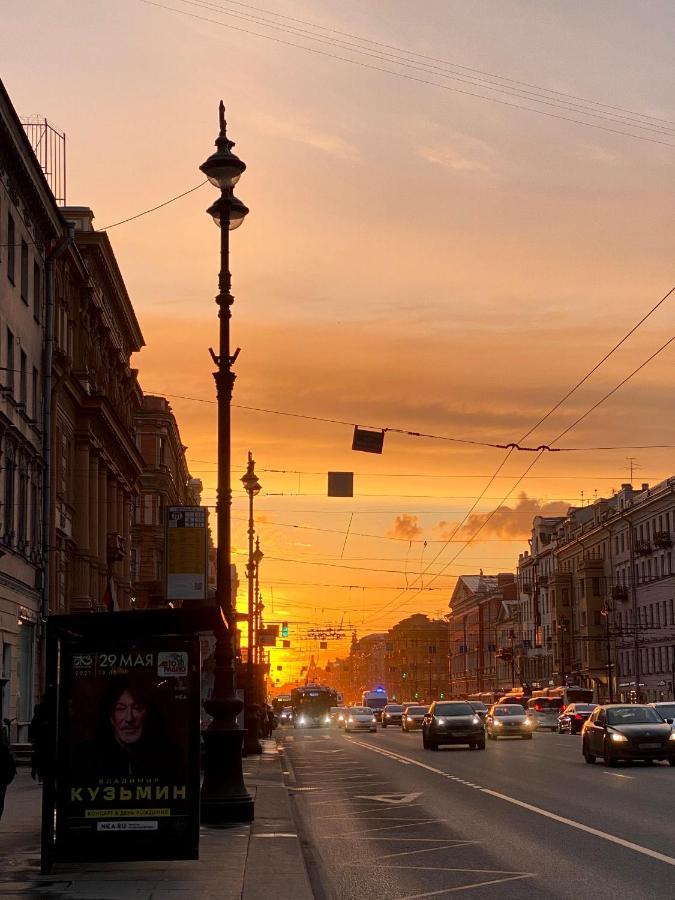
574;714;583;720
534;703;542;711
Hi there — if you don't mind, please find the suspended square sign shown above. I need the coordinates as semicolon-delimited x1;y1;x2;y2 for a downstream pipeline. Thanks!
328;472;354;497
166;507;208;603
319;641;328;649
352;427;384;454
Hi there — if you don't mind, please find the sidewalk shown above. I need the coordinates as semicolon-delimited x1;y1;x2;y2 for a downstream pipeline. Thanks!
0;740;314;900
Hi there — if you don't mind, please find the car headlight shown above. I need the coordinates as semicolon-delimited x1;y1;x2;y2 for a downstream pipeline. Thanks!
668;732;675;742
472;716;480;725
406;716;414;722
298;716;306;725
610;732;628;743
524;718;534;727
385;713;390;718
372;716;377;723
494;720;503;727
323;715;330;724
348;717;354;723
435;717;445;726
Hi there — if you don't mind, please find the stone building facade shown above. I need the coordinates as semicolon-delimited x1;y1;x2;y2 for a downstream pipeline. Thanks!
385;614;449;703
131;395;202;608
0;80;63;738
48;206;145;615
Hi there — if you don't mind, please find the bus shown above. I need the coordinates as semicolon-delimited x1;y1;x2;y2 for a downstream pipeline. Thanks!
362;688;388;721
291;685;338;728
532;686;595;707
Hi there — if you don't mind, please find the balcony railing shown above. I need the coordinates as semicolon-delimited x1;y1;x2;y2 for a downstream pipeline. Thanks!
635;540;652;556
654;531;672;548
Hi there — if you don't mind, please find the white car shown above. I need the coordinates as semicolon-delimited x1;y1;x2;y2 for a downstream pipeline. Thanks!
344;707;377;733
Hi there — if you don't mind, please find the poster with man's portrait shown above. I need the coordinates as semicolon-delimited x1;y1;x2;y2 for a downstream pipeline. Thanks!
55;637;200;861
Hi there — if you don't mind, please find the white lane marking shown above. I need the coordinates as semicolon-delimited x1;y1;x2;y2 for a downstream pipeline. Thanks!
332;819;446;837
353;792;422;805
481;789;675;868
349;738;675;869
380;865;533;875
331;837;458;842
603;772;634;780
397;874;533;898
254;833;297;838
374;842;480;860
316;815;431;822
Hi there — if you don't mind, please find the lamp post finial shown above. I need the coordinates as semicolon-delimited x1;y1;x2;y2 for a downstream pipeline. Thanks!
219;100;226;137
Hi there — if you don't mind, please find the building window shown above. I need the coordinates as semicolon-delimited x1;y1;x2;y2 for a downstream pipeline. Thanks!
7;214;15;283
31;367;38;420
17;471;27;547
19;350;26;406
5;328;14;393
20;239;28;302
33;262;41;321
3;446;15;538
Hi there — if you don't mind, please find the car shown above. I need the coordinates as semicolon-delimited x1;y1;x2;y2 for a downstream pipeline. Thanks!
381;704;404;728
650;702;675;724
486;704;535;740
402;705;428;732
557;702;597;734
344;706;377;733
335;707;349;729
279;706;294;725
582;704;675;766
527;697;564;731
422;701;486;751
468;701;489;721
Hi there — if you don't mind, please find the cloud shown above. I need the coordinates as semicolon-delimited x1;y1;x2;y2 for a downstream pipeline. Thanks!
251;112;359;161
434;493;570;542
415;129;496;175
387;514;424;541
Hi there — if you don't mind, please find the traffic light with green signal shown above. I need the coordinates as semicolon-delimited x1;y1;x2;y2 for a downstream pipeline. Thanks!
281;622;289;638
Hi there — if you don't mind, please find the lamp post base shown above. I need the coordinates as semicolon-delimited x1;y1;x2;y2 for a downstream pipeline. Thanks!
201;726;254;824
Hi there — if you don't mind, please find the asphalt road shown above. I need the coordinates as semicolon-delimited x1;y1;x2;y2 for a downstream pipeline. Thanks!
280;724;675;899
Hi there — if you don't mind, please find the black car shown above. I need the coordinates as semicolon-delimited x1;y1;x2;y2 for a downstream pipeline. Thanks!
402;705;428;732
381;704;404;727
557;703;597;734
582;704;675;766
468;701;488;721
422;701;486;751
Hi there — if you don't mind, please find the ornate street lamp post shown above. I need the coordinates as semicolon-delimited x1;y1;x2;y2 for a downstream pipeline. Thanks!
199;102;253;824
253;538;264;668
241;451;262;754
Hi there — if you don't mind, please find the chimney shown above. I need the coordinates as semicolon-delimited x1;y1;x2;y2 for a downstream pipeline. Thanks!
641;483;649;492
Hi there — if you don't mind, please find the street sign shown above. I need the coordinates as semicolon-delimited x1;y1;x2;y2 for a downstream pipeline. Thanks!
327;472;354;497
166;507;208;602
352;426;384;454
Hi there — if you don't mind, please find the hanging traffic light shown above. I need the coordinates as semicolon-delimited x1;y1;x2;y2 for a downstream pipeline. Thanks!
281;622;289;637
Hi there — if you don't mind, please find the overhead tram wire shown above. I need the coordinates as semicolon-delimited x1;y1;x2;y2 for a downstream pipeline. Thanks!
141;0;675;149
148;391;675;452
177;0;675;138
360;282;675;625
214;0;675;132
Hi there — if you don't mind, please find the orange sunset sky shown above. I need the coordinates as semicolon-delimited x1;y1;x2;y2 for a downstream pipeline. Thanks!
6;1;675;683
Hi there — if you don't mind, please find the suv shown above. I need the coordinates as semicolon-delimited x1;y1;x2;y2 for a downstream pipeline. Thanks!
381;704;404;727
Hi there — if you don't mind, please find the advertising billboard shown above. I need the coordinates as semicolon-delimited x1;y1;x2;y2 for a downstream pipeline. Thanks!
53;634;200;862
166;507;208;602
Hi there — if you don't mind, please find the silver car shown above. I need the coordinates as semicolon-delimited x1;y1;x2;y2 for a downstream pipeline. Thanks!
344;707;377;733
486;704;536;740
